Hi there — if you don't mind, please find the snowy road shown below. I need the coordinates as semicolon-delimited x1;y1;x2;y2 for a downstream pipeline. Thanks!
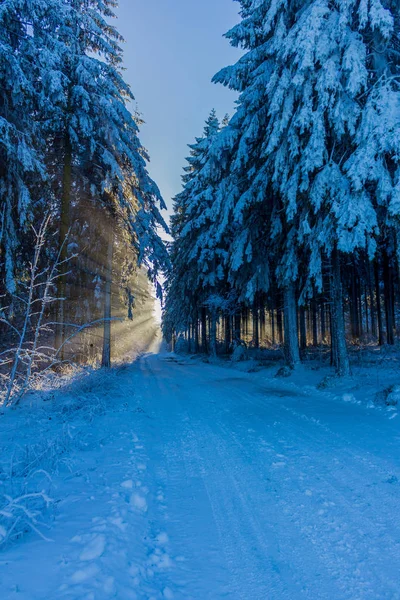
2;351;400;599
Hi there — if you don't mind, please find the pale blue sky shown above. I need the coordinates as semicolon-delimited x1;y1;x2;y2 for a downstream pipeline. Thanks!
115;0;241;214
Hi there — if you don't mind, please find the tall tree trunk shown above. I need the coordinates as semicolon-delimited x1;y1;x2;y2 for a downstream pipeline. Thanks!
299;306;307;351
321;302;326;343
253;301;259;349
271;309;276;345
260;305;266;343
350;266;360;340
331;249;350;376
358;274;364;338
277;303;283;345
234;313;241;344
367;263;377;338
210;309;217;358
201;307;207;353
283;283;300;369
374;260;384;345
383;251;394;345
55;131;72;357
194;313;199;353
101;227;114;368
312;297;318;346
225;314;231;354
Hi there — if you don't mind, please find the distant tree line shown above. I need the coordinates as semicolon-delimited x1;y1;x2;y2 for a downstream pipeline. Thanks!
163;0;400;376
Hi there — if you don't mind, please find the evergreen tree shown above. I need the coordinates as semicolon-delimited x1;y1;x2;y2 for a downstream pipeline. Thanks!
0;0;60;292
34;0;169;351
209;0;400;373
164;111;222;349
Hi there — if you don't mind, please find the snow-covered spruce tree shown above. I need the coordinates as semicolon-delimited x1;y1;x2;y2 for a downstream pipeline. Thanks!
211;1;302;368
0;0;61;294
40;0;168;357
344;0;400;347
213;0;399;373
164;111;225;354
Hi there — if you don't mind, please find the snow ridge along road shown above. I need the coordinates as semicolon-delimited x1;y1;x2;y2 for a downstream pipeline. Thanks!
2;351;400;599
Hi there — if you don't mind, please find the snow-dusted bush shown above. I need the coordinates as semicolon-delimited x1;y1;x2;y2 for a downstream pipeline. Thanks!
0;488;53;548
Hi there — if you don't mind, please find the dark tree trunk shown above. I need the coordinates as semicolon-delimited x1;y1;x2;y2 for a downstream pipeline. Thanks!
277;303;283;345
350;266;360;340
283;283;300;369
374;260;384;345
260;306;266;344
194;314;199;353
312;298;318;346
210;309;217;357
201;307;208;353
367;263;377;338
234;313;241;344
331;249;350;376
101;228;114;368
271;309;276;345
358;274;364;338
321;302;326;343
225;314;231;354
383;252;395;345
253;301;259;349
55;131;73;358
299;306;307;351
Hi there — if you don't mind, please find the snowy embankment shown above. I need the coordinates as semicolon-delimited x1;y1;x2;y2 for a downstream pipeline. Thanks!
1;343;400;599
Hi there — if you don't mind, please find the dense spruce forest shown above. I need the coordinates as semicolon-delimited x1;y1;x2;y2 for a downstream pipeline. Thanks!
163;1;400;377
0;0;167;403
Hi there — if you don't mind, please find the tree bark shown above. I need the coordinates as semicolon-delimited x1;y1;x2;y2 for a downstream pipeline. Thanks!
283;283;300;369
201;307;207;353
234;313;241;344
312;298;318;346
225;314;231;354
277;304;283;345
271;309;275;345
253;301;259;349
55;131;72;358
101;226;114;368
331;249;350;376
210;309;217;358
350;266;360;340
383;251;394;345
374;260;384;345
299;306;307;351
367;263;377;338
194;313;199;353
321;302;326;343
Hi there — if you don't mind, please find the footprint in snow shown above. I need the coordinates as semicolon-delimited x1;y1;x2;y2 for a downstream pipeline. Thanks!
79;534;106;561
156;532;169;546
130;493;147;512
121;480;134;489
71;564;100;584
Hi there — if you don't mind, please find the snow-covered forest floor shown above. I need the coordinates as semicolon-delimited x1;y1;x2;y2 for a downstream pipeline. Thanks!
1;334;400;599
